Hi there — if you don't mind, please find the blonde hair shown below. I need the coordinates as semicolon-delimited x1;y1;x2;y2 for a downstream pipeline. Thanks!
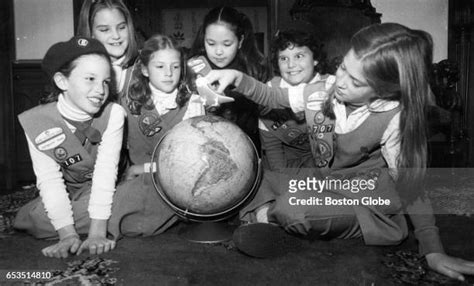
77;0;139;68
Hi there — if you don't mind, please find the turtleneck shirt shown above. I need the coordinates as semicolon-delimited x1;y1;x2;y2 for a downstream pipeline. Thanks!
149;82;205;119
25;94;126;230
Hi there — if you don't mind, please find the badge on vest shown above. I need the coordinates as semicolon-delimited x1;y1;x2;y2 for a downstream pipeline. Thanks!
271;121;281;130
139;113;162;137
315;140;332;167
60;154;83;168
289;132;309;146
314;111;325;124
311;124;334;134
307;91;327;102
35;127;63;144
287;128;301;138
54;147;68;161
35;127;66;151
306;101;323;111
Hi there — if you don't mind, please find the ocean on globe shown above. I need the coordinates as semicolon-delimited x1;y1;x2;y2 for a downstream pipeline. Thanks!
152;115;259;220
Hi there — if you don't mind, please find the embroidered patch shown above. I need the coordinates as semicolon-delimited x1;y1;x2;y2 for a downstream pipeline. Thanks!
37;134;66;151
317;159;328;167
287;128;301;138
317;140;331;157
54;147;68;161
306;101;323;111
307;91;327;102
61;154;83;168
315;140;332;167
77;38;89;46
35;127;63;144
271;121;281;130
289;133;309;146
311;124;334;134
139;113;162;137
314;111;325;124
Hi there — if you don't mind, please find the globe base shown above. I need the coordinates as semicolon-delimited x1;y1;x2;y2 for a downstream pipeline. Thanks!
179;222;237;244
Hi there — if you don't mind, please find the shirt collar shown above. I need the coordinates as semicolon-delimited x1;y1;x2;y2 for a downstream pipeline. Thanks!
57;93;92;121
149;83;178;111
280;73;321;88
334;98;399;114
112;56;126;67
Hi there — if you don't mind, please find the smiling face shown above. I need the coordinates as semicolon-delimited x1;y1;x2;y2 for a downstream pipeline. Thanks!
91;8;129;61
56;54;111;115
142;48;181;94
335;49;377;105
277;45;317;86
204;23;242;68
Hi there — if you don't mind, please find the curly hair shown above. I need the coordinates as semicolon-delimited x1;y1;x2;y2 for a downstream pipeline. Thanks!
271;29;328;76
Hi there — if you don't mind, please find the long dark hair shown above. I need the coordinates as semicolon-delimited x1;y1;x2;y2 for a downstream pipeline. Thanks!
127;34;190;115
190;6;268;81
77;0;139;68
348;23;433;202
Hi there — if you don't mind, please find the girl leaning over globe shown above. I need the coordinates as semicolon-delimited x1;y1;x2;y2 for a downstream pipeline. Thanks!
189;23;474;281
107;34;206;238
14;37;126;258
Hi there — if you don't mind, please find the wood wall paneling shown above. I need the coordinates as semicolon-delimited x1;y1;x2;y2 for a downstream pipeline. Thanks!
11;62;47;186
0;0;14;193
448;0;474;166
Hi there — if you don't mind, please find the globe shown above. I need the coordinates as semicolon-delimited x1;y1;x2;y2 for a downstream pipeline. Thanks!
152;115;260;221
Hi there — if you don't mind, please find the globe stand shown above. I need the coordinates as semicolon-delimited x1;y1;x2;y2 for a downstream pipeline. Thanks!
179;221;237;243
150;116;262;245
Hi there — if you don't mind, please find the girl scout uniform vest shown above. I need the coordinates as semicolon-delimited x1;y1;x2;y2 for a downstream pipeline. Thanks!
260;77;312;168
124;102;190;165
301;77;407;245
18;101;113;192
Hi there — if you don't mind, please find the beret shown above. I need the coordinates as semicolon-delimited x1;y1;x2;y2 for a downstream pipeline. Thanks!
42;36;109;77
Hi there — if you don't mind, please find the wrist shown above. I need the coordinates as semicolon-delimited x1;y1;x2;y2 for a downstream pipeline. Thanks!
234;70;244;86
57;225;79;240
88;218;107;238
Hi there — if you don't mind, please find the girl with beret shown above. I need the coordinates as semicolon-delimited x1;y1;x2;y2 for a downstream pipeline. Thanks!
14;36;126;258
